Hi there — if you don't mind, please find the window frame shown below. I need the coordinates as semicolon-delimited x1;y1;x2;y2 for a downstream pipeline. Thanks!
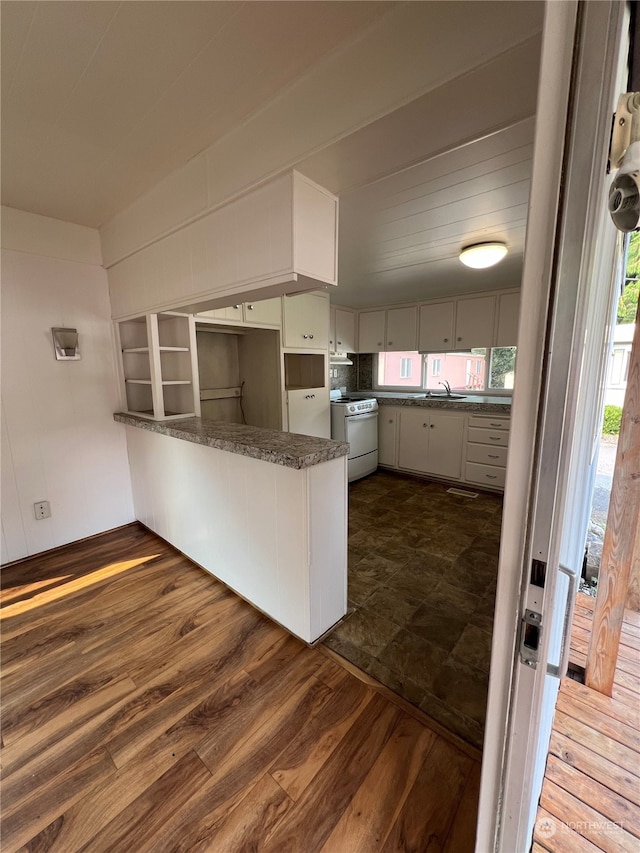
373;349;515;395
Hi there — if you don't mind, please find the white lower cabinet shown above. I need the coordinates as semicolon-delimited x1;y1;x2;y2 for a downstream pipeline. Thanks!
464;414;510;490
287;389;330;438
379;405;510;491
378;406;400;467
398;408;464;480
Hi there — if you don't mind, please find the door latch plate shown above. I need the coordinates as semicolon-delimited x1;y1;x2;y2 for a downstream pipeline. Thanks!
520;609;542;668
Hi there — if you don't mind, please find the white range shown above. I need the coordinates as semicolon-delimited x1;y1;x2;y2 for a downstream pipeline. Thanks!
330;392;379;482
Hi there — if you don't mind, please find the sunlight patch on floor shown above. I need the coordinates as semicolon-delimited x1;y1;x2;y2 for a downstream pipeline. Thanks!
0;555;161;619
0;575;72;604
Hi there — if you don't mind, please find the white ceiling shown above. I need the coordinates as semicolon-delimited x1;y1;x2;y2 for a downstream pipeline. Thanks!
1;0;392;227
335;119;535;308
1;1;542;309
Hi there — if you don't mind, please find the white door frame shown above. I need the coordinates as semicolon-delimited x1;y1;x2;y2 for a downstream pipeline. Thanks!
476;2;628;851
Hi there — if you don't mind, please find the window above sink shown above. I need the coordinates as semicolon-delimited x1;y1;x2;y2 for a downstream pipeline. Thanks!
375;347;516;394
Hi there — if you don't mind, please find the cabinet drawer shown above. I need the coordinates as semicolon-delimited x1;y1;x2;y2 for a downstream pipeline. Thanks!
467;427;509;447
465;462;506;489
466;443;507;467
468;415;510;431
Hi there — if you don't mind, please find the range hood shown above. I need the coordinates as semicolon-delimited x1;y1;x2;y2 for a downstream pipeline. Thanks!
329;352;353;366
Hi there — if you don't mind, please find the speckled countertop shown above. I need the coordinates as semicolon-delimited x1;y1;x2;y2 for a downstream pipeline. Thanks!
114;413;349;470
354;391;511;414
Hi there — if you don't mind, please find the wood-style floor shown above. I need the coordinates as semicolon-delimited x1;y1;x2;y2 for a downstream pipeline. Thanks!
0;523;481;852
533;593;640;853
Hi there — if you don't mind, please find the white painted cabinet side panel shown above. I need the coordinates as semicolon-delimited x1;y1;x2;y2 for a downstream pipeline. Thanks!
124;426;347;643
293;174;338;284
308;458;348;638
275;465;310;640
246;462;280;620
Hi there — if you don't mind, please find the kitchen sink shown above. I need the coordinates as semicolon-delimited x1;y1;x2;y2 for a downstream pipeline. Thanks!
419;392;467;399
392;392;468;400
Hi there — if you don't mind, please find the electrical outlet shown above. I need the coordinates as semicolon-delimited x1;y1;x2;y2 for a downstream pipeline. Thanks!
34;501;51;520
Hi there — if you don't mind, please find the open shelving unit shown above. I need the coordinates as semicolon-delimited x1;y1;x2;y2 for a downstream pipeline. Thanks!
116;312;200;420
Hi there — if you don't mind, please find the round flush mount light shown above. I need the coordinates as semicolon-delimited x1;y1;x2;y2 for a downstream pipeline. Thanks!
459;242;508;269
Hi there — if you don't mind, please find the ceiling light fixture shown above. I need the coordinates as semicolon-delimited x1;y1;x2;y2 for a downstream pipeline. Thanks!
459;242;508;269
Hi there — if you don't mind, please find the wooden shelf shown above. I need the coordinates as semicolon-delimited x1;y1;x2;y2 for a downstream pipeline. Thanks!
162;380;192;386
125;379;152;385
123;347;150;353
159;346;189;352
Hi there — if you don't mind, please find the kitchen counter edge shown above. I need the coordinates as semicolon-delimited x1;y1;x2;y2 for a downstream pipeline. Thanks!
114;413;349;470
362;395;511;414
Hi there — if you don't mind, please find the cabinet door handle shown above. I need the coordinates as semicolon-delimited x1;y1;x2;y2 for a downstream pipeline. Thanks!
389;419;393;423
309;334;314;339
377;341;383;346
303;334;309;339
247;304;254;310
337;340;342;346
233;305;240;309
444;338;449;343
457;337;462;342
388;341;393;346
423;423;428;427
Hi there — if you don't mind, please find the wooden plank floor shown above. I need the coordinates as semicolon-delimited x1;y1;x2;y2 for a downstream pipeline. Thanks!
0;523;481;852
534;593;640;853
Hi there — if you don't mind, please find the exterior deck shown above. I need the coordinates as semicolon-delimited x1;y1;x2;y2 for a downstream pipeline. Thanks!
533;593;640;852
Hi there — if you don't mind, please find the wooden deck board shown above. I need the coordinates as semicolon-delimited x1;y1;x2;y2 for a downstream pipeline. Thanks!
0;523;481;853
536;594;640;853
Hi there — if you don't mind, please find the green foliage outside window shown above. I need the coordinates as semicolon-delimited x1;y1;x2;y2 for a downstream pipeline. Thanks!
619;232;640;323
602;405;622;435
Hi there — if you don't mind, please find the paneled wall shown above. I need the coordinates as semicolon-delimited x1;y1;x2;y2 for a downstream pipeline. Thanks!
1;208;134;563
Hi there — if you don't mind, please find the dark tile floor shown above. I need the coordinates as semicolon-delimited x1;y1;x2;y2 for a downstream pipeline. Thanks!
323;469;502;749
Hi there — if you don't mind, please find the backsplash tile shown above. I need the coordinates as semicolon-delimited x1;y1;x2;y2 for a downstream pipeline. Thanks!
329;354;375;392
357;354;373;390
330;361;356;392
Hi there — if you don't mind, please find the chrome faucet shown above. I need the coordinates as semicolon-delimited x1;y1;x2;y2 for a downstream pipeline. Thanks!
439;380;452;396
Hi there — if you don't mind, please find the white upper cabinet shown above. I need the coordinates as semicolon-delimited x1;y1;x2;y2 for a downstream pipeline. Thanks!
196;297;281;327
386;307;418;351
283;292;330;349
335;308;356;352
454;295;496;350
495;291;521;346
108;171;338;320
358;311;386;352
418;302;455;351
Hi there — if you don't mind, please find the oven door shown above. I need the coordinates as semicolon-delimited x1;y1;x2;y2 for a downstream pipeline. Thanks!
344;411;378;459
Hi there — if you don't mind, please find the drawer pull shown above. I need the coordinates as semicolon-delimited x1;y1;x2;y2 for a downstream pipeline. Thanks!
489;436;501;441
488;454;500;459
490;422;502;427
486;474;498;479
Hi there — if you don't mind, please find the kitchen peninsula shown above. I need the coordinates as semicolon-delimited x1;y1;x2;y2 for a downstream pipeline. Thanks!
115;413;349;644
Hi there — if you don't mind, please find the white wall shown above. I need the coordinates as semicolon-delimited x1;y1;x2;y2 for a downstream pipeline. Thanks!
1;207;134;563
